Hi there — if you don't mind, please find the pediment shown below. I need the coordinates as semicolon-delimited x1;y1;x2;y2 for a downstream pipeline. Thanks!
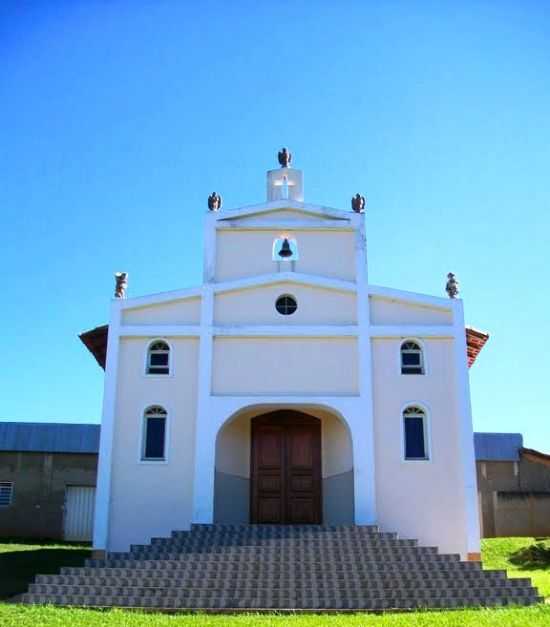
216;200;352;226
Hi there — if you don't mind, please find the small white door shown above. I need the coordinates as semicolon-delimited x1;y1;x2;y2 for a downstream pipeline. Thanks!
63;486;96;542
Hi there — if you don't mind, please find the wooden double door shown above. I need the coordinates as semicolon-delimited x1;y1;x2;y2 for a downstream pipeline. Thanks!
251;410;322;524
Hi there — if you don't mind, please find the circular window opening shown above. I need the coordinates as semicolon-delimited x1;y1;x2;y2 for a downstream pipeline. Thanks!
275;294;297;316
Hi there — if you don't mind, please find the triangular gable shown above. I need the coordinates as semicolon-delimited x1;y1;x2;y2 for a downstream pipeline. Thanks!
216;200;352;223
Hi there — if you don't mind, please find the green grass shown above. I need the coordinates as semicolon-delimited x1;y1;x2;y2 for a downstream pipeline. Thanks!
0;537;548;626
482;537;550;598
0;539;91;600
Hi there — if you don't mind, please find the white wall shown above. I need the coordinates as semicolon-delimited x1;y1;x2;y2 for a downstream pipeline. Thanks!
215;230;356;282
214;283;357;326
372;337;469;557
370;297;452;326
108;337;199;551
122;297;201;325
212;337;359;396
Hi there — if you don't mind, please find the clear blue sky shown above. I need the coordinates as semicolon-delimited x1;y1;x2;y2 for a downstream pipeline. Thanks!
1;2;548;450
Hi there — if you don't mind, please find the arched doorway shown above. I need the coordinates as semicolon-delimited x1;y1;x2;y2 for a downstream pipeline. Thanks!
251;410;321;524
214;404;354;526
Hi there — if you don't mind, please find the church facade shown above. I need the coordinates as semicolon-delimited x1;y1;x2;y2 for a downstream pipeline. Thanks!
83;154;487;561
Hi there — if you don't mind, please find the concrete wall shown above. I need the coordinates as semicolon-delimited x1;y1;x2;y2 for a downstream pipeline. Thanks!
108;337;199;551
0;451;97;539
212;337;359;396
372;337;470;557
214;283;357;326
477;457;550;537
213;407;354;525
215;230;356;282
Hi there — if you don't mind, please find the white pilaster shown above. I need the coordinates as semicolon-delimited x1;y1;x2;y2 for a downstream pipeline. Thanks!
92;299;121;551
354;213;377;524
192;211;217;523
453;299;481;557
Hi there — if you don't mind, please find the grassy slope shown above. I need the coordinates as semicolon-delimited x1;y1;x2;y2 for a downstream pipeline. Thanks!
482;537;550;598
0;537;548;626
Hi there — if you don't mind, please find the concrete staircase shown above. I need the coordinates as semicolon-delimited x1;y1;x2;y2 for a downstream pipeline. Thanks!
19;524;542;611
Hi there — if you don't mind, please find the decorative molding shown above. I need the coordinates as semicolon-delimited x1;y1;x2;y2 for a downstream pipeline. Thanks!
216;219;354;231
215;199;353;222
212;325;358;337
120;325;200;338
370;326;454;338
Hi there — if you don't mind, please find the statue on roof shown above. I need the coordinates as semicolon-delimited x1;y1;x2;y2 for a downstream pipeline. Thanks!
278;147;292;168
114;272;128;299
351;193;366;213
208;192;222;211
446;273;459;299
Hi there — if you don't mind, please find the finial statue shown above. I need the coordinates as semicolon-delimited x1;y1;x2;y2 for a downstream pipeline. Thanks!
278;147;292;168
351;193;366;213
446;272;459;299
114;272;128;299
208;192;222;211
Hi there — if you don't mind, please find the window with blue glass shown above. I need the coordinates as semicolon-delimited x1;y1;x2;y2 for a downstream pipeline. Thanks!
146;341;170;375
142;406;167;461
403;406;429;460
400;341;424;375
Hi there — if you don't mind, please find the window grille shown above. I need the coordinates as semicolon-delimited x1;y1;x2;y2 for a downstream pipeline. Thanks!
275;294;298;316
0;482;13;507
401;341;424;375
147;341;170;375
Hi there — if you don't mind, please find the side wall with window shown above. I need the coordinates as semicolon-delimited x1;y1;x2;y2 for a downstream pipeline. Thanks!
372;337;469;557
108;337;199;552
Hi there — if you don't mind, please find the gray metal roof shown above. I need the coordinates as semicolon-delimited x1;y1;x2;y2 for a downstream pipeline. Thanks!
474;432;523;462
0;422;100;454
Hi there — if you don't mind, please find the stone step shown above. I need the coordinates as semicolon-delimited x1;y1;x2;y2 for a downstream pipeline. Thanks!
20;590;540;610
36;571;513;586
28;581;535;597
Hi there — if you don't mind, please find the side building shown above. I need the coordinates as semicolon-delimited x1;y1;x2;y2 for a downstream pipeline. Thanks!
0;422;99;541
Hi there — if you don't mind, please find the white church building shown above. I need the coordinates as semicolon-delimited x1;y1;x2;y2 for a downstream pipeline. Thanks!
81;151;488;562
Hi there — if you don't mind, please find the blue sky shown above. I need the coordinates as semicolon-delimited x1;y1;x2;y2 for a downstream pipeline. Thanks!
1;2;548;450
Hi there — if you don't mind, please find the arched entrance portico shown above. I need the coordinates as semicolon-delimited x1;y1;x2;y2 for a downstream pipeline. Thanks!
213;405;354;525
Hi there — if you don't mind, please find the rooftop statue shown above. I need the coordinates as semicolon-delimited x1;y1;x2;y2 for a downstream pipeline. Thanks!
351;193;366;213
446;273;459;299
278;147;292;168
114;272;128;299
208;192;222;211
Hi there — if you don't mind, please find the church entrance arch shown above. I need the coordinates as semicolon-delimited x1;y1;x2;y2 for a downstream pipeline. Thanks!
213;404;354;526
250;410;321;524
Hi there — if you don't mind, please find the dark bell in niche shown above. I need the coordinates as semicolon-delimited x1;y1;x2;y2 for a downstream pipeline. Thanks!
278;238;293;258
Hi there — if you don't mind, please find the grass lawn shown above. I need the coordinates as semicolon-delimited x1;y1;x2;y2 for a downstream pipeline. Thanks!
0;537;548;626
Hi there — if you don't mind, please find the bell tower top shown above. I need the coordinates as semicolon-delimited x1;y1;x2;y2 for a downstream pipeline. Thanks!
266;147;304;202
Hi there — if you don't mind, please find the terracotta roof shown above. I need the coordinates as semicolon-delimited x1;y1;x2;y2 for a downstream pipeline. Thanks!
79;324;108;369
465;326;489;368
80;324;489;371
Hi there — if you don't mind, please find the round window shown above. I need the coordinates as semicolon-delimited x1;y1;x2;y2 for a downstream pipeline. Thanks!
275;294;297;316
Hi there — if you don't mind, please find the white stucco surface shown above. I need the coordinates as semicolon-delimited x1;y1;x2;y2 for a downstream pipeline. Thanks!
372;338;469;557
108;337;199;551
215;230;356;282
122;297;201;325
214;283;357;326
212;337;359;396
370;297;453;326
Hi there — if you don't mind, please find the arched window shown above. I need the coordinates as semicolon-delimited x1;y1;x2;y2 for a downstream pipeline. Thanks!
146;340;170;375
403;405;429;461
142;405;167;461
400;341;424;375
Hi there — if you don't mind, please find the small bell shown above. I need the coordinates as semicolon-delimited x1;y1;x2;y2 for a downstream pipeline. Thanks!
278;238;293;258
